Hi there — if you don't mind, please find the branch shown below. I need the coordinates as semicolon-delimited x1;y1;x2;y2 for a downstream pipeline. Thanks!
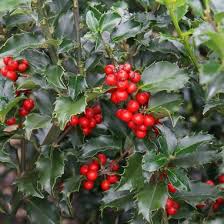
167;4;200;72
21;139;26;173
73;0;84;75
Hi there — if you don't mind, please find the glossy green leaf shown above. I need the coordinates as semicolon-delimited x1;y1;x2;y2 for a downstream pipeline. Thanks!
99;12;121;33
0;0;31;12
0;96;24;123
82;135;122;157
36;150;65;194
86;11;99;32
45;65;66;90
54;96;87;129
26;198;60;224
137;182;168;222
0;33;45;57
24;113;52;140
118;153;144;191
141;62;189;93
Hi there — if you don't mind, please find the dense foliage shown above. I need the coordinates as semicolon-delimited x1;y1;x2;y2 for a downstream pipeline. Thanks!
0;0;224;223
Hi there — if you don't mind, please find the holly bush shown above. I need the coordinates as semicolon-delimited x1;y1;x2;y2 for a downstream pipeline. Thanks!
0;0;224;223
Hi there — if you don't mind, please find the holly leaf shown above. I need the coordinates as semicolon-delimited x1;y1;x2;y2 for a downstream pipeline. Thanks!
36;150;65;194
16;171;44;198
112;20;142;42
136;182;168;222
62;176;81;198
167;168;190;191
0;33;46;57
86;11;99;32
141;61;189;94
118;153;144;191
45;65;66;90
82;135;122;158
24;113;52;140
203;99;224;115
26;198;60;224
68;75;88;100
142;151;168;173
0;96;25;123
0;0;31;12
175;134;214;155
99;12;121;33
54;96;87;129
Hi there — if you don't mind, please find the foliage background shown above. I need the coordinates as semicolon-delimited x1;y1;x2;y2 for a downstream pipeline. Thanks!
0;0;224;223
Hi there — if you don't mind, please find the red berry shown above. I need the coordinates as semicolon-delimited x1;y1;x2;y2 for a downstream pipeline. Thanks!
135;130;147;139
166;207;177;216
132;113;144;125
5;117;16;126
127;82;137;94
196;203;205;209
23;99;35;111
86;170;98;181
168;182;177;193
115;90;129;102
218;174;224;184
105;65;115;75
107;175;119;184
110;161;119;171
97;153;107;165
101;180;110;191
119;109;133;122
85;108;94;118
6;71;18;81
89;118;96;128
18;63;28;72
216;197;224;205
1;66;8;77
127;100;140;113
70;115;79;126
82;127;92;136
144;115;155;127
89;162;100;171
206;180;215;186
92;104;101;114
3;56;13;65
212;202;220;211
19;107;29;117
80;165;89;175
130;72;141;83
116;109;123;119
7;60;19;71
111;91;119;104
166;198;175;208
128;120;136;129
105;74;117;86
79;117;90;128
22;59;29;65
138;124;147;132
123;63;132;72
136;92;150;105
83;180;94;190
117;80;129;90
117;70;129;81
94;114;103;124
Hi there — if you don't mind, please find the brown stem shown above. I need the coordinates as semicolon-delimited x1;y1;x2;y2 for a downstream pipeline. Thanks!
21;139;26;173
53;126;73;147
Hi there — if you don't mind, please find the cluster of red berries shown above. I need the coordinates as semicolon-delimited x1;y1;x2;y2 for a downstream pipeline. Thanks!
5;98;35;126
1;56;29;81
196;175;224;212
67;104;103;136
104;64;140;104
166;198;180;216
104;63;158;139
80;153;120;191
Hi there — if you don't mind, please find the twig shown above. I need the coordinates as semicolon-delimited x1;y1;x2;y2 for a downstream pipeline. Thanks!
53;126;73;147
21;139;26;173
73;0;84;75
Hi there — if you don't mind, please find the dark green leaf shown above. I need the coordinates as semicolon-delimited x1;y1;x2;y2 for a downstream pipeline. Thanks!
36;150;65;194
99;12;121;33
141;62;189;94
137;182;168;222
86;11;99;32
